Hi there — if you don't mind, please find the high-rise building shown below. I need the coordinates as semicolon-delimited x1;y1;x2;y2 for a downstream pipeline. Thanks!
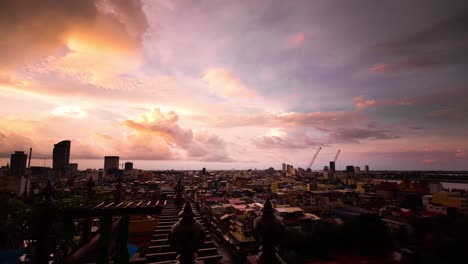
104;156;119;174
53;140;71;176
124;162;133;171
282;163;286;173
354;166;361;174
329;161;336;173
346;165;354;173
10;151;27;195
10;151;27;178
365;165;369;174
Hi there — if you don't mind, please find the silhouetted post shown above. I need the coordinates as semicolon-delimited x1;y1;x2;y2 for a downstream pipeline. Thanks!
42;180;55;203
114;216;130;264
97;215;112;264
115;175;123;204
174;179;185;204
32;181;56;264
168;201;205;264
253;198;286;264
87;176;95;201
79;177;95;245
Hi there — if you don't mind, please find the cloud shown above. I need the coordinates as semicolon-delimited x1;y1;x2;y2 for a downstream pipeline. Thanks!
372;13;468;72
353;96;377;109
253;132;319;149
455;148;466;159
122;108;232;161
427;107;464;119
190;110;363;129
387;97;414;106
275;111;363;127
329;128;399;142
422;158;440;165
52;105;87;118
287;32;308;47
202;68;256;98
368;63;395;73
0;132;35;156
0;0;148;72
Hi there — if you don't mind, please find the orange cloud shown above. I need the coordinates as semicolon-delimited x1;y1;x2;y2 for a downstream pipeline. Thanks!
353;96;377;109
122;108;232;161
0;0;147;72
202;68;256;98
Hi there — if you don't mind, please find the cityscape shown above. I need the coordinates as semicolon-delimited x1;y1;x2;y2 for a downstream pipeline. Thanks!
1;0;468;264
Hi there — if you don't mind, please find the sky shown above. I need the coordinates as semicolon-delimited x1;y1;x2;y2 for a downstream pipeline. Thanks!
0;0;467;171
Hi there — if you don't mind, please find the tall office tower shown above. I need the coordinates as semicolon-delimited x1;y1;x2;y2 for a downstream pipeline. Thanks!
53;140;71;176
286;164;292;172
354;166;361;174
10;151;27;177
282;163;286;173
10;151;27;194
346;165;354;173
365;165;369;174
329;161;336;173
104;156;119;174
124;162;133;171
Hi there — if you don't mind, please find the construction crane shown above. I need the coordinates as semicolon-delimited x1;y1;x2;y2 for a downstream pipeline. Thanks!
306;147;322;169
334;149;341;163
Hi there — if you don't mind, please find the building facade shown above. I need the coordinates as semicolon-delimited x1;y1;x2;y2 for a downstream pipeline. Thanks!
10;151;27;177
104;156;120;174
53;140;71;176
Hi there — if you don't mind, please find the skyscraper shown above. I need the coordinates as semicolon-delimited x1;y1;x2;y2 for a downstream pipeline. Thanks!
104;156;119;174
53;140;71;176
365;165;369;174
124;162;133;171
329;161;336;173
10;151;27;178
354;166;361;174
282;163;286;173
10;151;27;195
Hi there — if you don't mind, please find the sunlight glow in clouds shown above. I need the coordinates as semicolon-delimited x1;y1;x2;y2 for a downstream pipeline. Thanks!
52;106;87;118
202;68;256;98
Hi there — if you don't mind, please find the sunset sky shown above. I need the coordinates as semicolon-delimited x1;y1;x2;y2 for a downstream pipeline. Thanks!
1;0;467;170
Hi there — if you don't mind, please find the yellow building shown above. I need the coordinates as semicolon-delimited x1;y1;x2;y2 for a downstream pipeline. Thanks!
432;192;468;213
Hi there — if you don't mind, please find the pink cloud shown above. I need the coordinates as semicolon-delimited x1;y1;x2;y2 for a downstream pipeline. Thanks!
422;158;440;165
202;68;256;98
455;148;466;159
122;108;232;161
288;32;307;47
368;63;395;73
353;96;377;109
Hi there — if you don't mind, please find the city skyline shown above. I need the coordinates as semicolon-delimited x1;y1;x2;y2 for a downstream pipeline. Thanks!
1;0;467;170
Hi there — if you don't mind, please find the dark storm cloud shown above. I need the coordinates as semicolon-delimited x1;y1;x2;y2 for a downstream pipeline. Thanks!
253;134;320;150
373;13;468;72
330;128;399;142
